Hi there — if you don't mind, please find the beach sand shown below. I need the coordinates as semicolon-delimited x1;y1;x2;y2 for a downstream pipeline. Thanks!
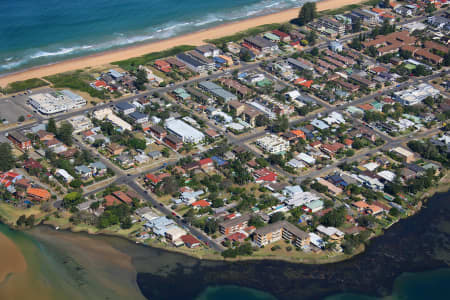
0;0;365;87
0;231;27;283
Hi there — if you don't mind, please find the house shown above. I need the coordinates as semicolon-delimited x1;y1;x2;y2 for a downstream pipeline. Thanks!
391;147;415;163
180;234;201;248
27;187;51;201
129;111;149;124
112;191;133;205
154;60;172;73
107;143;126;156
317;178;343;195
165;225;187;244
116;153;134;168
272;30;291;42
104;195;121;207
148;151;162;160
75;165;92;180
304;199;324;213
56;169;74;183
219;214;251;235
37;130;55;142
89;161;107;176
198;157;214;172
23;158;43;172
7;131;32;151
191;199;211;208
320;143;345;157
352;200;384;215
253;168;278;183
316;225;344;241
114;102;136;115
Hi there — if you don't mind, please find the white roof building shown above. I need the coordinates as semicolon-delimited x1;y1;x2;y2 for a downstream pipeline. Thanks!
296;153;316;165
67;115;93;133
165;118;204;144
377;170;396;182
256;134;290;154
393;83;440;106
29;90;86;115
56;169;74;183
316;225;344;239
93;108;132;131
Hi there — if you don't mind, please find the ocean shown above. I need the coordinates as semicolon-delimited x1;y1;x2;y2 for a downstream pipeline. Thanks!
0;0;309;74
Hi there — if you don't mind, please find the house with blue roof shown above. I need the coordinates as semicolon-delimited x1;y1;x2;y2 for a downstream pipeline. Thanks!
114;102;136;115
311;119;329;130
211;156;228;167
129;111;149;124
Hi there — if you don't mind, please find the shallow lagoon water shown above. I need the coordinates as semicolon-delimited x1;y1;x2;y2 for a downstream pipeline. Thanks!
0;191;449;299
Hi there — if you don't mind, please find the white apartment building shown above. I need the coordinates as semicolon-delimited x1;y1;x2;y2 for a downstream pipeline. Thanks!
256;134;290;154
164;118;204;144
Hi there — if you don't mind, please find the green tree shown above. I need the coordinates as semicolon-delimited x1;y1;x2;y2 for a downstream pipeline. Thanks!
297;2;317;25
135;69;148;91
352;18;361;33
269;212;285;223
18;115;25;122
0;143;16;171
47;118;57;134
57;122;74;146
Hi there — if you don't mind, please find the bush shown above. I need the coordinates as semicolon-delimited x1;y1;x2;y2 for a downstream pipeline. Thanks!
4;78;49;94
45;70;107;99
112;45;196;71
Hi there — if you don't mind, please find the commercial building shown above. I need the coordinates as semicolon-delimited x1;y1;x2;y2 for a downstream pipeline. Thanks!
164;118;204;144
256;134;290;154
393;83;440;106
29;90;86;115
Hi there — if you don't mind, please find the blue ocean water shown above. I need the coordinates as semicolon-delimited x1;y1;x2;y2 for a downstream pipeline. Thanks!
0;0;310;74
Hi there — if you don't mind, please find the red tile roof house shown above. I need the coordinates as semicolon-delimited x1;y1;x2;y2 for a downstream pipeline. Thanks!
145;173;162;187
198;157;215;173
112;191;133;205
191;199;211;208
23;158;43;172
104;195;121;207
180;234;201;248
154;60;172;73
320;142;345;157
272;30;291;42
253;168;278;183
226;232;247;243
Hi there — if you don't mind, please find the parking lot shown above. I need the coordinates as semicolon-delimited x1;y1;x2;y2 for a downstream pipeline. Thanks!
0;97;34;124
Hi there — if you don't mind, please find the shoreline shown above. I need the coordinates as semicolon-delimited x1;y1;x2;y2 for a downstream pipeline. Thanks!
0;0;366;87
1;180;447;265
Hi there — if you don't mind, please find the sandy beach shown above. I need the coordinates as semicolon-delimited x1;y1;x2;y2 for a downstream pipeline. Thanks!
0;232;27;283
0;0;365;87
